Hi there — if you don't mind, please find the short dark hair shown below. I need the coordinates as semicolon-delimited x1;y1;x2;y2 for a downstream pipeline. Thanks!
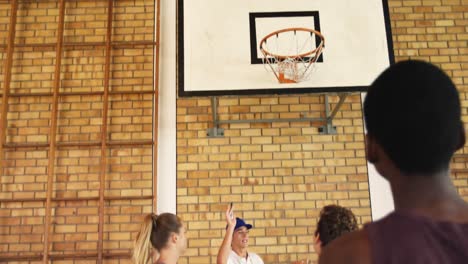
364;60;462;174
315;205;358;247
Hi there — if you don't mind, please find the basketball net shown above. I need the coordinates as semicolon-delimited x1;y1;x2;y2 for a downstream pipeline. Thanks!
260;28;325;84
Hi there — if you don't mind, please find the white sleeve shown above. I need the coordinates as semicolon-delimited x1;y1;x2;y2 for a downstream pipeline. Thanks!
226;255;235;264
259;256;264;264
253;253;264;264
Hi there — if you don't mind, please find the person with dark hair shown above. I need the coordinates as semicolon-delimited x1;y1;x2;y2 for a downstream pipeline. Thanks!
217;204;264;264
133;213;187;264
313;205;358;255
319;60;468;264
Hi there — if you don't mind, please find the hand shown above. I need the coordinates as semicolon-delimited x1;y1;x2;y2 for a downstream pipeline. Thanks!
225;203;236;228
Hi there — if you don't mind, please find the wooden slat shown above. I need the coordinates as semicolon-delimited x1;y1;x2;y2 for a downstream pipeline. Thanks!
153;0;161;212
451;168;468;173
43;0;66;262
111;90;155;95
452;153;468;160
56;141;102;148
0;40;158;50
8;92;56;97
3;140;153;149
110;41;158;48
0;0;106;2
49;252;132;260
3;142;50;148
0;0;18;177
106;139;153;146
0;195;154;203
0;90;154;98
97;0;114;262
0;252;132;262
0;254;41;262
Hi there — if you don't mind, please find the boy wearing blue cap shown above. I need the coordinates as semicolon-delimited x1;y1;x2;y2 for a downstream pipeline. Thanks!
217;204;264;264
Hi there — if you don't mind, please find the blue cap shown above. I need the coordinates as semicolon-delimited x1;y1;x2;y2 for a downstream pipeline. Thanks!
228;217;253;230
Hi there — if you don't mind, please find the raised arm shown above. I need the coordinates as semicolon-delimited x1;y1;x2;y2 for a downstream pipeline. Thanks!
216;204;236;264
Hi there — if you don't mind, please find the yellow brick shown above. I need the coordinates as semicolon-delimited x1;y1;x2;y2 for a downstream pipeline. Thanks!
284;193;305;201
241;145;262;152
198;162;220;170
315;183;336;191
189;239;210;247
219;161;241;169
281;160;302;168
349;191;370;199
280;112;301;119
218;98;239;106
198;179;219;187
265;245;287;254
253;185;274;193
256;237;278;245
241;129;262;136
177;196;199;204
262;160;281;168
242;194;263;202
239;98;260;105
178;163;198;171
271;105;289;112
230;137;251;144
252;153;273;160
241;161;262;168
294;200;315;209
220;178;241;186
251;137;272;144
327;191;350;199
285;209;307;218
304;159;325;167
279;97;299;104
263;128;280;136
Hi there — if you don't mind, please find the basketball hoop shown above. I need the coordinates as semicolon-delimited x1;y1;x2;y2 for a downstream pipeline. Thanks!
259;27;325;84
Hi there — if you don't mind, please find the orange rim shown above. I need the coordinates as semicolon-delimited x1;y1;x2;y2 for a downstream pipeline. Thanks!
259;27;325;59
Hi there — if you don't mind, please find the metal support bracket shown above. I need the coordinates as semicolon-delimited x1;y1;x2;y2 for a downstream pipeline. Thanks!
207;93;349;137
207;96;225;137
318;94;348;135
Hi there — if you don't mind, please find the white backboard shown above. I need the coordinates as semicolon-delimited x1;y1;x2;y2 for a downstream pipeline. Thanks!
178;0;394;96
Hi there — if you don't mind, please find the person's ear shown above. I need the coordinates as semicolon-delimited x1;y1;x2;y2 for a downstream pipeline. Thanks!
456;123;466;151
313;233;322;255
366;134;378;164
314;233;321;244
171;233;179;244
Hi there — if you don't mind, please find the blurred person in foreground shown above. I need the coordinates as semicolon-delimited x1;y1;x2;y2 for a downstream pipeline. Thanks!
319;60;468;264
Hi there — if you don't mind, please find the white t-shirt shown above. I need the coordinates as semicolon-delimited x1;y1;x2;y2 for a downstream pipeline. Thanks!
227;250;264;264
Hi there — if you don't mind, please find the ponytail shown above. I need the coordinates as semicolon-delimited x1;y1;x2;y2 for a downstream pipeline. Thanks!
133;214;156;264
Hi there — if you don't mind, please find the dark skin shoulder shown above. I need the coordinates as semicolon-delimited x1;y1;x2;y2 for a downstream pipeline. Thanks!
319;228;371;264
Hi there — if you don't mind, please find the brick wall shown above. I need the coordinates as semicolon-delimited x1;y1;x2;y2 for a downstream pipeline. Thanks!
177;96;370;264
0;0;156;263
176;1;468;264
0;0;467;263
